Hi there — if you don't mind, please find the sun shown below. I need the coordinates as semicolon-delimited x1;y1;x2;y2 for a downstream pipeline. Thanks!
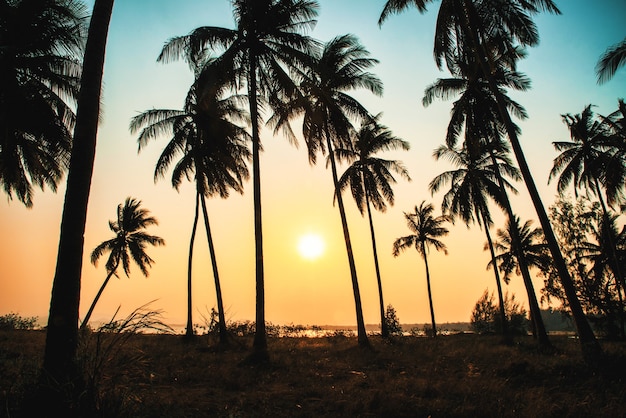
297;233;325;260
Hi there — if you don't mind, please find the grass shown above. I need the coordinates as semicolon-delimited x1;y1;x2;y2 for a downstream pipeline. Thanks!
1;330;625;417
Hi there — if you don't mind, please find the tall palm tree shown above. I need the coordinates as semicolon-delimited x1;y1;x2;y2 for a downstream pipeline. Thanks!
42;0;114;407
130;61;251;343
0;0;86;207
379;0;600;360
335;114;411;338
429;142;519;338
80;198;165;329
158;0;319;360
393;201;451;337
270;34;383;346
596;37;626;84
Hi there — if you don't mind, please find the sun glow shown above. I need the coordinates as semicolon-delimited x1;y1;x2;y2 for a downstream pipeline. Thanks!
297;234;325;260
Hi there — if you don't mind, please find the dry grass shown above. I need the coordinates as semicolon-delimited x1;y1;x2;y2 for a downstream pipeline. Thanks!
1;330;625;417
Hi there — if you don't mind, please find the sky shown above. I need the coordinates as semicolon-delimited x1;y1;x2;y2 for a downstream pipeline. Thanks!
1;0;625;330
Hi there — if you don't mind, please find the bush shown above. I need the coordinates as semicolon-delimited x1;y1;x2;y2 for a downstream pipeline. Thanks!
384;304;403;336
0;313;38;330
470;290;528;335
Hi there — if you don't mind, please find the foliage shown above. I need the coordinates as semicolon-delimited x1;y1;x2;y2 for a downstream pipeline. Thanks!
471;290;528;335
76;302;173;414
0;313;38;330
384;304;403;336
543;196;625;338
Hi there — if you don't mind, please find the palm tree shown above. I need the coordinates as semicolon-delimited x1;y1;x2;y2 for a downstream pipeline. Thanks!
270;34;383;346
80;198;165;329
393;201;451;337
42;0;114;407
429;142;520;339
596;37;626;84
130;61;251;343
158;0;319;360
0;0;86;207
551;105;625;303
490;217;551;339
335;114;411;338
379;0;600;360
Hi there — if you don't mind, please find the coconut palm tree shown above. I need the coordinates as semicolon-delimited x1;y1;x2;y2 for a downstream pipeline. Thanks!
335;114;411;338
393;201;451;337
551;105;625;305
0;0;86;207
429;142;519;338
490;216;551;338
130;61;250;343
43;0;114;407
158;0;319;360
379;0;600;360
270;34;383;346
596;37;626;84
80;198;165;329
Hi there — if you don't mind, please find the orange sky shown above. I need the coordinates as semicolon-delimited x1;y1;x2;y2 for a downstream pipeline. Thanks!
1;0;624;330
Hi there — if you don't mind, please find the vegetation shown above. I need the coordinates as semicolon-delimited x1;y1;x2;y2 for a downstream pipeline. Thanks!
1;0;624;415
471;290;528;335
2;329;626;417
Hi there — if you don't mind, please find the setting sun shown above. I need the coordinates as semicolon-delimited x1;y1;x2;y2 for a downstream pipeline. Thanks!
297;234;325;260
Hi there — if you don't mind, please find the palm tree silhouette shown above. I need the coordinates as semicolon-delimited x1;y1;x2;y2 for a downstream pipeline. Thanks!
0;0;85;207
80;198;164;329
490;217;551;338
158;0;319;360
43;0;114;405
131;60;250;343
379;0;599;360
596;37;626;84
551;105;625;315
335;114;410;338
430;142;519;339
270;34;383;346
393;201;451;337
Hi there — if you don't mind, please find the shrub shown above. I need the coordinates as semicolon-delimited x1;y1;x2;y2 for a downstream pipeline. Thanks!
470;289;528;335
384;304;403;336
0;313;38;330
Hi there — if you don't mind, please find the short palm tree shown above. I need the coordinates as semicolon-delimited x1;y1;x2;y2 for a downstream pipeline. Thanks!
490;216;551;342
130;60;251;342
335;114;411;338
0;0;86;207
596;37;626;84
270;34;383;346
158;0;319;359
80;198;165;329
393;201;451;337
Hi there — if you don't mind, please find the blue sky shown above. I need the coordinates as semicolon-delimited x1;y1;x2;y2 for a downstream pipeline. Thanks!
1;0;624;328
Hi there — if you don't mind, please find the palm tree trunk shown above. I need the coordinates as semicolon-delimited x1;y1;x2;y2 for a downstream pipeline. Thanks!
460;0;600;361
42;0;114;400
421;242;437;338
200;195;228;345
365;192;388;338
185;192;200;339
248;53;268;361
483;216;510;341
80;262;119;330
593;178;626;338
326;126;368;346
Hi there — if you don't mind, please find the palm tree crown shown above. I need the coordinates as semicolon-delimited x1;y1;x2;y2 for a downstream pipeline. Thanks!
91;197;165;277
0;0;87;207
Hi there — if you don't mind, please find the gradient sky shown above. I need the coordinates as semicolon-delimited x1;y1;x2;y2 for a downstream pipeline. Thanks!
1;0;624;329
